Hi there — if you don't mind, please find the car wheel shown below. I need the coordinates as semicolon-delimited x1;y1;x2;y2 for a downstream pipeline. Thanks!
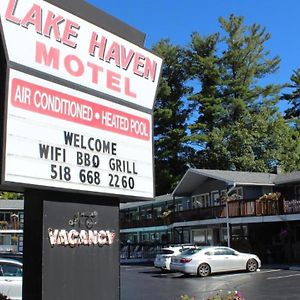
246;259;258;272
197;263;211;277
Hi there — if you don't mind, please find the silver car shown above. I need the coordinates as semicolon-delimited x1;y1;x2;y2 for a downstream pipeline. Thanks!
154;246;196;271
0;258;23;300
170;246;261;277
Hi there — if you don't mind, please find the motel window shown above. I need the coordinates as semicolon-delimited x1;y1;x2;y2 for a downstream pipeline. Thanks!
192;229;213;245
186;200;191;209
132;235;138;243
231;225;248;240
19;212;24;223
154;207;162;217
131;210;139;221
220;227;228;244
220;190;227;205
146;209;152;219
175;201;183;212
192;194;210;208
192;196;200;208
231;187;243;200
18;236;23;253
211;191;220;206
0;235;11;246
140;209;146;220
0;212;11;223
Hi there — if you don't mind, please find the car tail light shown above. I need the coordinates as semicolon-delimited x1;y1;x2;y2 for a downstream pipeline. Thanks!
180;258;192;263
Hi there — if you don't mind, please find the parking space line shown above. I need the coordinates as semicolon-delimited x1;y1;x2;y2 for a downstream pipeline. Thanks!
267;273;300;280
121;266;155;271
209;269;282;279
260;269;282;273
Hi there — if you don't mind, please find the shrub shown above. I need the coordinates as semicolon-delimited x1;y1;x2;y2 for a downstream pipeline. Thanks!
0;294;11;300
181;290;245;300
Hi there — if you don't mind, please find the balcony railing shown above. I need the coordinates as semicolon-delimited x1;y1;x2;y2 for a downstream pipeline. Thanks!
172;206;225;222
121;218;167;229
227;198;300;217
227;198;280;217
120;197;300;229
0;221;22;230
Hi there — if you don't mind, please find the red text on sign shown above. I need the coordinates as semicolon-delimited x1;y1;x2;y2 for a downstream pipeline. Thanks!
11;78;150;140
5;0;80;48
35;41;137;99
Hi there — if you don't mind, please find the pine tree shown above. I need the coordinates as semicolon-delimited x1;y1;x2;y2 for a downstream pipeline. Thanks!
152;15;300;194
187;15;295;172
282;68;300;128
152;40;193;195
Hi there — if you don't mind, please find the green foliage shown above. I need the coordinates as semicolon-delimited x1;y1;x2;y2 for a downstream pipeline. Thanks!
0;192;24;200
152;39;194;195
181;296;196;300
282;68;300;128
152;14;300;195
188;15;286;172
180;290;245;300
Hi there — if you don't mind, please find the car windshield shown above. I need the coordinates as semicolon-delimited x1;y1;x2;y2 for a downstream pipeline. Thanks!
179;247;192;253
0;263;23;277
160;249;174;255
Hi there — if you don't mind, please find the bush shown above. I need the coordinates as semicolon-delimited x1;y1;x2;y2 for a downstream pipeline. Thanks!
0;294;11;300
181;290;245;300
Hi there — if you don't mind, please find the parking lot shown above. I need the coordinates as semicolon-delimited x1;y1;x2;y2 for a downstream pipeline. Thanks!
121;265;300;300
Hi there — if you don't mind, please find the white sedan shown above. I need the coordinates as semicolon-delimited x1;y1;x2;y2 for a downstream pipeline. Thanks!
154;246;196;271
0;258;22;300
170;246;261;277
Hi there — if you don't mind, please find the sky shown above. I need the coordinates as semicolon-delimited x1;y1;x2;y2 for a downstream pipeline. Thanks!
86;0;300;112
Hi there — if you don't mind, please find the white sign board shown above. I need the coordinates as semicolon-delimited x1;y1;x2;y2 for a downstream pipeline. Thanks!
5;69;154;198
0;0;162;110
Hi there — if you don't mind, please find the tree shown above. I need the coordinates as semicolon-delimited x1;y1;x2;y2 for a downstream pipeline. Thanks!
0;192;23;200
282;68;300;128
152;15;300;195
187;15;292;172
152;40;193;195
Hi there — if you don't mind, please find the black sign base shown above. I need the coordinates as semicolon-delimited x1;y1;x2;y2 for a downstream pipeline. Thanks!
23;190;119;300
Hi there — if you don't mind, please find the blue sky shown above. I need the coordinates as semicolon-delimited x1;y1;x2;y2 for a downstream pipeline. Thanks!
87;0;300;111
87;1;300;85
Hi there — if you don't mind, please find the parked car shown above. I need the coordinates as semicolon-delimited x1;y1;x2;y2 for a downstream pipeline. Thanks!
0;258;22;300
154;245;196;271
0;252;23;263
170;246;261;277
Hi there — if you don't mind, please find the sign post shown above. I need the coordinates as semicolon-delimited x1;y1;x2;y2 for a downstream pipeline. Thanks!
0;0;162;299
23;190;120;300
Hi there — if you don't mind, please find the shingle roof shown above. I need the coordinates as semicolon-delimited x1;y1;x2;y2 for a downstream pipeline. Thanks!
190;169;277;185
120;194;173;210
173;168;277;196
274;171;300;184
0;200;24;210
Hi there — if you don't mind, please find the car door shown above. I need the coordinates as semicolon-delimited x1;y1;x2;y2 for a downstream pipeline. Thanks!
221;248;245;271
0;262;23;300
204;249;226;272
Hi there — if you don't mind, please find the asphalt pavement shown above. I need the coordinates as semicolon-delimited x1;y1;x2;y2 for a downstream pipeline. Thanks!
120;265;300;300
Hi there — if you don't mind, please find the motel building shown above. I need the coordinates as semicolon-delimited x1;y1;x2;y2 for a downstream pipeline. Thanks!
2;167;300;265
120;168;300;264
0;199;24;253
